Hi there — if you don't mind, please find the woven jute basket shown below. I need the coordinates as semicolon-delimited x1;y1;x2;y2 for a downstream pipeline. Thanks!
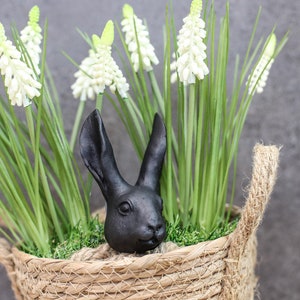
0;144;279;300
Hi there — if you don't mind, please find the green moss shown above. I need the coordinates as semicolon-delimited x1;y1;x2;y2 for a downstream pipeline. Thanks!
21;215;239;259
51;218;105;259
21;217;105;259
165;216;239;247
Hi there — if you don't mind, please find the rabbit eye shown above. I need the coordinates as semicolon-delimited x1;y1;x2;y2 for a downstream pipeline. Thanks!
118;201;132;216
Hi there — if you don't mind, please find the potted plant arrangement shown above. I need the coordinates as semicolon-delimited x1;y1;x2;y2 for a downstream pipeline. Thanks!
0;1;287;299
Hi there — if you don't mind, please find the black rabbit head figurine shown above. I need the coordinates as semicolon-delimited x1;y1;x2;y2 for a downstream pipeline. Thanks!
79;109;167;253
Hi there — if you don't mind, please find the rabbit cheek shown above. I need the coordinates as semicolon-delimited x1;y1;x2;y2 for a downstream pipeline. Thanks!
104;217;137;253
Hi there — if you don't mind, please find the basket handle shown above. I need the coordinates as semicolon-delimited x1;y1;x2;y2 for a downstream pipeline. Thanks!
0;238;14;270
229;143;280;258
0;238;24;300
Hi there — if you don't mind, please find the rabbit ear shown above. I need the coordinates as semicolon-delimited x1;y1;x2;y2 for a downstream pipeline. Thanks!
136;113;166;192
79;109;129;200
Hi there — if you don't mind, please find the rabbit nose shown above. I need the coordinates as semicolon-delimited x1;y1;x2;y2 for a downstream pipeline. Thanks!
148;223;166;239
148;223;162;232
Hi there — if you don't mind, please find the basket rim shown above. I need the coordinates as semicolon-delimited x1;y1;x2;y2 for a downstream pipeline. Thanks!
10;206;242;272
10;205;241;270
11;234;231;272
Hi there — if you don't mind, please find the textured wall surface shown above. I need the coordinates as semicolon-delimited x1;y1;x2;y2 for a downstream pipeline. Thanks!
0;1;299;299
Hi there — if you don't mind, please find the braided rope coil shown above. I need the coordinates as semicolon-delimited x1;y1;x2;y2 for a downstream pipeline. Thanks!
0;144;279;300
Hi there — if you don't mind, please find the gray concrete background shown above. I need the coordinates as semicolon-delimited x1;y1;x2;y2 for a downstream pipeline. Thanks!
0;1;299;299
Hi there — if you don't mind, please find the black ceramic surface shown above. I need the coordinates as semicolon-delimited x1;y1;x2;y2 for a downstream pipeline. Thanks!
80;109;166;253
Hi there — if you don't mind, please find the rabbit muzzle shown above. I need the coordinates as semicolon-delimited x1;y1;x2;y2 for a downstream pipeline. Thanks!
137;221;166;252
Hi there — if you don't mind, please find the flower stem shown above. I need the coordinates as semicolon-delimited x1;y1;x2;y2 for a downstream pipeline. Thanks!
183;83;196;225
69;100;86;152
96;93;104;111
191;82;204;225
25;105;36;147
148;70;164;116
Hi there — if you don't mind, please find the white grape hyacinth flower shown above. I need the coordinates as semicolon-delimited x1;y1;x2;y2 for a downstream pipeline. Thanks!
20;5;42;75
71;20;129;101
0;23;41;107
171;0;209;85
247;33;277;94
121;4;159;72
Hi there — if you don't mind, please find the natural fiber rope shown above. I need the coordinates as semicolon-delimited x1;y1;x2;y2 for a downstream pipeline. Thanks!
0;238;23;300
231;144;279;256
0;144;280;299
70;241;180;262
222;144;280;299
10;236;229;299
